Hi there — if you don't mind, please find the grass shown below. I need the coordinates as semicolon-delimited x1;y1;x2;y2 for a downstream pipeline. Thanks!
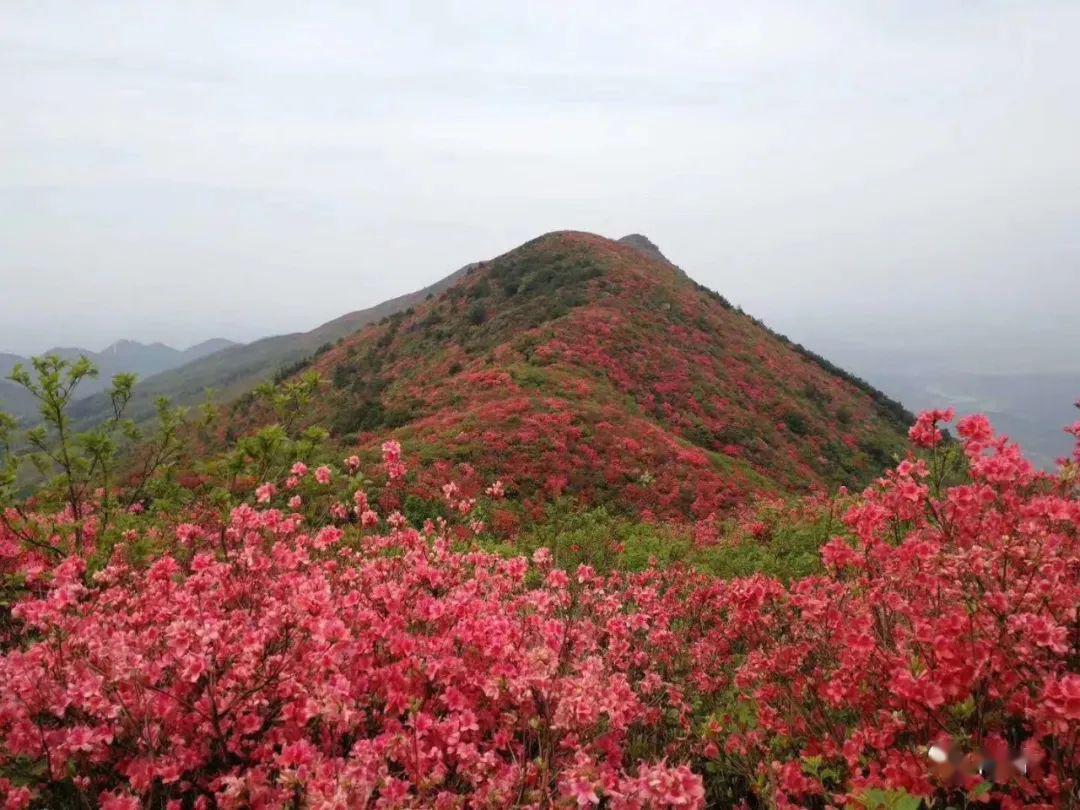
479;501;838;583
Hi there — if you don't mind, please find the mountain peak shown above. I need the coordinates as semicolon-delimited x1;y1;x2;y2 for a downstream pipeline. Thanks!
232;227;913;517
617;233;673;265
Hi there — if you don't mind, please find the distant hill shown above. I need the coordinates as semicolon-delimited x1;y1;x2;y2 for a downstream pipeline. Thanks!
0;338;238;421
866;369;1079;469
789;335;1080;470
67;265;473;427
0;352;36;421
223;231;913;518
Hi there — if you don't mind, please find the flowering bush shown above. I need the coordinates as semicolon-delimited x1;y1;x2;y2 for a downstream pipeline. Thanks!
0;438;715;808
0;514;713;808
0;409;1078;808
702;410;1080;807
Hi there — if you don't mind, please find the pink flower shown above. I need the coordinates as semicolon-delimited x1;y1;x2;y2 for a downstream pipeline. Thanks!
546;569;570;589
314;466;332;485
777;760;821;797
99;795;141;810
255;483;276;504
175;523;203;547
957;413;995;445
1043;674;1080;722
313;526;344;550
820;536;860;570
381;440;402;462
619;763;705;807
382;440;406;480
565;777;600;806
908;408;954;448
1;783;32;810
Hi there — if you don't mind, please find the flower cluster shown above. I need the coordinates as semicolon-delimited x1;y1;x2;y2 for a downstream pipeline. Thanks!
708;411;1080;807
0;459;706;807
1;412;1078;808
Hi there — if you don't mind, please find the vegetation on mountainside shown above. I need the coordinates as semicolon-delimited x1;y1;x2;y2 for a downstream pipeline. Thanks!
63;266;474;430
216;233;912;526
0;358;1078;809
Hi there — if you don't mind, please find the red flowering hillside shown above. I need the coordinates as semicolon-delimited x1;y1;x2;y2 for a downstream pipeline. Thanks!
233;232;911;521
1;405;1077;808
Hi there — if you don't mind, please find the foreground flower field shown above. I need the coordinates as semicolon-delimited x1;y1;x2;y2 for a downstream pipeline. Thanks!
1;397;1079;807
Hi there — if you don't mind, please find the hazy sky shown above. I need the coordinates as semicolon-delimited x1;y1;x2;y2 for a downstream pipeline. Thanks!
2;1;1078;373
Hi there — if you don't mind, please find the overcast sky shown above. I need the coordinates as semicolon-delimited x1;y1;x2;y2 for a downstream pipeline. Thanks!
2;1;1078;374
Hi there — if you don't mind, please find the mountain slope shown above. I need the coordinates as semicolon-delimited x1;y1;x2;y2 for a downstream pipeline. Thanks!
68;266;473;427
179;338;237;364
233;231;912;519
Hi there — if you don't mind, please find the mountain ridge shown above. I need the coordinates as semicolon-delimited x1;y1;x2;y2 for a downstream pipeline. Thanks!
64;264;475;427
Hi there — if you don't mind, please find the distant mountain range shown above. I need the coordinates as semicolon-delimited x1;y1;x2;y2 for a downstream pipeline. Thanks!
793;336;1080;469
864;369;1078;469
0;339;236;420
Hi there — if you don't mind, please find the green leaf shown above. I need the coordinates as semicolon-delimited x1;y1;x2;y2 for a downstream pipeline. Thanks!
969;781;992;800
856;788;925;810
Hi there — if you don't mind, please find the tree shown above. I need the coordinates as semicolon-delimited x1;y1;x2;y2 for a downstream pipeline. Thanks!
1;355;183;555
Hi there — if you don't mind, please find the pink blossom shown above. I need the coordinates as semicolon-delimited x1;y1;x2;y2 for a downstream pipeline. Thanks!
382;440;406;480
908;407;954;448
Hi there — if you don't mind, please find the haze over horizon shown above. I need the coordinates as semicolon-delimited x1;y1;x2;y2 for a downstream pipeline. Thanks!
2;1;1079;378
